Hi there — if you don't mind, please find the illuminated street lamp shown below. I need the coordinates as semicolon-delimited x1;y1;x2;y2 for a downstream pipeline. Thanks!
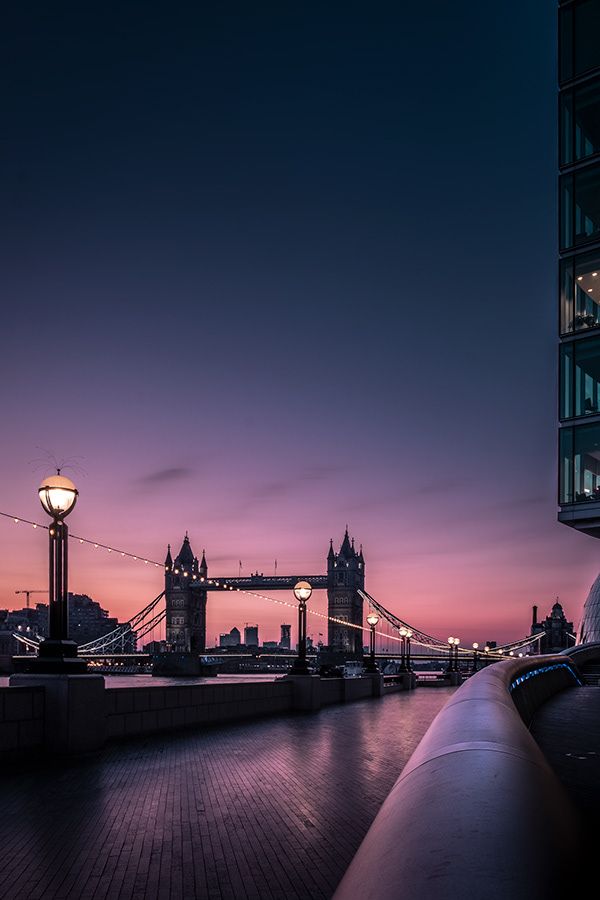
399;627;408;671
405;629;413;672
447;636;455;672
291;580;312;675
365;612;379;672
484;645;491;667
453;637;461;673
472;642;479;673
35;473;87;672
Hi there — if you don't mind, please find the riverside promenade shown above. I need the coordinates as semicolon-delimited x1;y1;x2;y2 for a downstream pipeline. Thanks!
0;686;452;900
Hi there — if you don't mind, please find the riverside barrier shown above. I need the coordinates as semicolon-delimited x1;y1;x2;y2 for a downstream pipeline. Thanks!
333;654;583;900
3;669;415;756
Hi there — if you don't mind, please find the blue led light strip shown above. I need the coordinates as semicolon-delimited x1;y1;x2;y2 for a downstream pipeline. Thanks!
509;662;582;692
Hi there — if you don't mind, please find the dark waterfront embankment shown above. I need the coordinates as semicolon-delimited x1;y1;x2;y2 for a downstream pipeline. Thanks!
0;688;452;900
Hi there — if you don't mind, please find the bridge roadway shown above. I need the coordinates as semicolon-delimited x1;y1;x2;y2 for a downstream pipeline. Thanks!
0;682;452;900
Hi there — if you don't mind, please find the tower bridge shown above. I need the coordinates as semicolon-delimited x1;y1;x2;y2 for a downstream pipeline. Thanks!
164;528;366;657
7;518;547;664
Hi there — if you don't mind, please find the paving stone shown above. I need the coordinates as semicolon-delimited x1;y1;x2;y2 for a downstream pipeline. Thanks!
0;688;452;900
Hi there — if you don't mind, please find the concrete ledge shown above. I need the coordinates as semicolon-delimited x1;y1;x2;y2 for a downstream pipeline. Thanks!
10;674;106;754
0;686;44;755
1;669;401;756
333;656;581;900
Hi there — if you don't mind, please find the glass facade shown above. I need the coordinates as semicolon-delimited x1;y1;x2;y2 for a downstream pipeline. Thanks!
560;165;600;249
579;570;600;641
558;1;600;530
560;336;600;418
560;75;600;166
559;0;600;83
559;422;600;502
560;247;600;332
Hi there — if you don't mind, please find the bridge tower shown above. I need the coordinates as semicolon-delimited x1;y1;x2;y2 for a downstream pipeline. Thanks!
164;535;207;653
327;529;365;657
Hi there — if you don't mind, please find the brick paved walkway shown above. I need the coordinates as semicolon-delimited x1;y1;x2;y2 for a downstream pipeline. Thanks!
0;689;452;900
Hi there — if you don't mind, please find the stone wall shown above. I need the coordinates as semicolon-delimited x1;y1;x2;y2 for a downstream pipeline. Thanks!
105;680;294;740
0;685;44;755
0;671;411;756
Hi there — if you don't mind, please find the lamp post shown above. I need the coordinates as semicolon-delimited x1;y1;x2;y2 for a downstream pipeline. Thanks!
405;629;413;672
36;473;87;672
399;627;407;671
291;580;312;675
472;642;479;673
453;637;460;674
447;637;454;672
365;613;379;672
484;645;490;666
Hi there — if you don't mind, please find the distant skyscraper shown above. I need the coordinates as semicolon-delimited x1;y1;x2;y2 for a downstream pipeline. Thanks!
244;624;259;647
558;2;600;536
279;624;291;649
219;627;241;648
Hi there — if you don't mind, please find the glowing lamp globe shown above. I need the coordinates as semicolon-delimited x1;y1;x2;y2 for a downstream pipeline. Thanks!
399;627;407;637
38;474;78;519
406;630;413;639
448;637;454;645
473;642;479;650
293;580;312;603
366;613;379;627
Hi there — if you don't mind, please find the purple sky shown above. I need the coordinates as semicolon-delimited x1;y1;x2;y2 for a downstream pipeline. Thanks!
1;1;598;646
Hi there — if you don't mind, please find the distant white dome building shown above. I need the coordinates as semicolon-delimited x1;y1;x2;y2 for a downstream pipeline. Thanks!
579;573;600;643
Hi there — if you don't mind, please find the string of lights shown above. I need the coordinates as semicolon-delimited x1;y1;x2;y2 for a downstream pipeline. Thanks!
1;509;162;566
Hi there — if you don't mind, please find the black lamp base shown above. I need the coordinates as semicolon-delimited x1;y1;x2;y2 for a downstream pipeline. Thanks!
15;639;88;674
290;661;311;675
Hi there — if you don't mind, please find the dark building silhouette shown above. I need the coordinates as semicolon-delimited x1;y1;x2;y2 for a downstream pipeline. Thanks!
279;623;291;649
0;594;134;669
219;627;241;648
244;624;259;647
531;600;575;653
327;529;365;656
0;594;132;647
164;536;207;652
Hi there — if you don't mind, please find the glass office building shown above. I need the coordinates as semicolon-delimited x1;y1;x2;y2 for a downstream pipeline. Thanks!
558;0;600;536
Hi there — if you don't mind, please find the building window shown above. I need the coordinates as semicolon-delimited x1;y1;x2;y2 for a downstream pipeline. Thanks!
561;337;600;418
560;0;600;84
560;248;600;332
560;422;600;503
560;165;600;250
560;76;600;166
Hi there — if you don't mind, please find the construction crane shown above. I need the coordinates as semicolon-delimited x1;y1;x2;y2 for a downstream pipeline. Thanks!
15;590;47;609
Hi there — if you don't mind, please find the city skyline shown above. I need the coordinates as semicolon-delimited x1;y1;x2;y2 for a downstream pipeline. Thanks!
2;3;598;645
